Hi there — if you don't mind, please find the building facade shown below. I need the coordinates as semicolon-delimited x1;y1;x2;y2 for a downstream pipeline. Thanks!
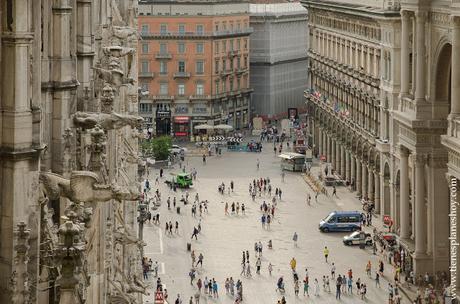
138;0;253;139
0;0;144;303
250;2;309;120
303;0;460;286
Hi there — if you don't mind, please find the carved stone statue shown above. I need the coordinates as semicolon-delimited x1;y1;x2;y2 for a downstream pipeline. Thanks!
113;226;146;249
39;171;140;204
73;111;143;131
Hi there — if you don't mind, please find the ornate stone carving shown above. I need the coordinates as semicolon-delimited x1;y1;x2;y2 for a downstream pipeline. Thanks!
73;111;143;131
39;171;140;204
10;222;31;304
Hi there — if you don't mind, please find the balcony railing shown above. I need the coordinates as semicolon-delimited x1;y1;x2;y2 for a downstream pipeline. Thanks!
173;72;191;79
140;27;253;39
152;95;174;101
189;95;211;101
155;53;172;59
220;69;232;77
138;72;155;78
236;67;248;75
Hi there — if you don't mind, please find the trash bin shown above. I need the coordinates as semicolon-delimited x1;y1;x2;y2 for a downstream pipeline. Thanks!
187;242;191;252
176;206;180;214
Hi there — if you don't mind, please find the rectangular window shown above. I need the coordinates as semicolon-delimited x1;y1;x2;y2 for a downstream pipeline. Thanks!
160;83;168;95
196;60;204;74
196;24;204;35
237;57;241;69
196;43;204;54
244;38;248;49
237;78;241;89
178;24;185;34
215;81;220;94
229;79;234;91
215;23;219;31
215;60;219;73
237;39;241;50
142;43;149;54
237;22;241;30
222;41;226;52
222;59;227;71
214;41;219;54
223;22;227;30
178;42;185;54
222;80;226;92
141;61;149;73
160;43;167;54
244;56;247;68
177;84;185;96
230;39;234;51
230;59;234;70
178;61;185;72
196;83;204;96
160;24;168;34
160;61;168;74
141;24;149;33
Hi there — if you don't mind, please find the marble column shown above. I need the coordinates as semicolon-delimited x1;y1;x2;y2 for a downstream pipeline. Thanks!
335;141;340;173
351;155;356;189
415;154;427;255
415;11;427;102
318;128;322;156
400;10;411;96
356;159;362;196
327;136;332;165
341;146;346;178
362;163;368;199
451;16;460;115
400;147;410;239
345;151;351;183
374;171;381;214
368;167;374;202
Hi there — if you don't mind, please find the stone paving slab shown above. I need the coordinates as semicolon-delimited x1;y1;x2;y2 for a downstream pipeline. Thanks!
142;140;408;304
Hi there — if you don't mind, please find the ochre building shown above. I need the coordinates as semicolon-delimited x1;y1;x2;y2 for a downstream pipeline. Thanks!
138;0;253;139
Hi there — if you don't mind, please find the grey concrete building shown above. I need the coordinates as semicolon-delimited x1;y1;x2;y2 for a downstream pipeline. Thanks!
249;2;309;120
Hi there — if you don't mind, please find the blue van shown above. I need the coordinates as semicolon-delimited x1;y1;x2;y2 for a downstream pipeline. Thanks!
319;211;362;232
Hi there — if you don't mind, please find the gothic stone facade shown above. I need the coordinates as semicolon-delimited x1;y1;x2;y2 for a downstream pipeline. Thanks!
0;0;144;303
303;0;460;285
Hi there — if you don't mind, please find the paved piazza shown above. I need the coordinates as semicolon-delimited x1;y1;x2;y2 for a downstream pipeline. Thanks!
143;141;404;303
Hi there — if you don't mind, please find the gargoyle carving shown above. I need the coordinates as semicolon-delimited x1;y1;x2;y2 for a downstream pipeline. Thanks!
113;226;146;249
39;171;139;204
73;111;143;131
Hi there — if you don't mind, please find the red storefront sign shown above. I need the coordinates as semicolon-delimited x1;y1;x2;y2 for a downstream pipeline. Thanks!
174;116;190;123
174;132;187;136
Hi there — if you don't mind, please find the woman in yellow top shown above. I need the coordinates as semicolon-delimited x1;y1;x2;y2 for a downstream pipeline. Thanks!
324;246;329;263
290;257;297;271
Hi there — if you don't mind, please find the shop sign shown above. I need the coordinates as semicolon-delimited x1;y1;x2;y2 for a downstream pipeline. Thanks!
174;132;188;136
174;116;190;123
156;110;171;117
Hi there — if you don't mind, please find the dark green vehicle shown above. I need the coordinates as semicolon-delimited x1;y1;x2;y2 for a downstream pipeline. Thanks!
165;172;193;188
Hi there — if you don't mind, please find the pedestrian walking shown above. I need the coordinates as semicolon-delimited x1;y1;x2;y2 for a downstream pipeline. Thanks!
202;154;206;164
331;263;336;279
268;263;273;276
257;159;260;170
314;278;320;296
293;232;298;247
290;257;297;271
332;185;338;197
323;246;329;263
196;253;204;267
175;221;179;234
336;275;342;299
256;258;261;274
303;277;309;296
375;271;380;287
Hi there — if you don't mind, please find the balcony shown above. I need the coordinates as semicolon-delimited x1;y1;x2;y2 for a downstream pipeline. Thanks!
140;27;253;39
220;69;232;77
173;72;191;79
236;67;248;75
152;95;174;101
189;95;211;101
138;71;155;78
155;52;172;59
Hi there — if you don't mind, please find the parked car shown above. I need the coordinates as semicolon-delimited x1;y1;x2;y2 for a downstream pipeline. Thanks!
169;145;188;155
319;211;362;232
343;231;373;246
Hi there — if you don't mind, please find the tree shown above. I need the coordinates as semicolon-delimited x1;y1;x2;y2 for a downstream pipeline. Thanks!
141;136;172;161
